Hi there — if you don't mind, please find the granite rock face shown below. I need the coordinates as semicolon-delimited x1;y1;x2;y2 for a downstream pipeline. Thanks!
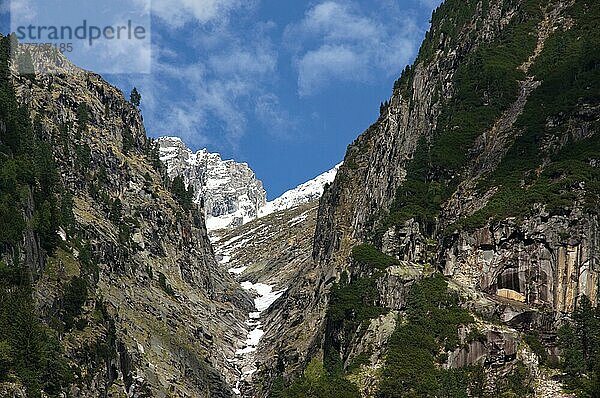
251;1;599;396
443;210;599;313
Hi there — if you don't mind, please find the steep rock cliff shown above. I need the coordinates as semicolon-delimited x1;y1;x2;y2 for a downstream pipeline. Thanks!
257;0;599;396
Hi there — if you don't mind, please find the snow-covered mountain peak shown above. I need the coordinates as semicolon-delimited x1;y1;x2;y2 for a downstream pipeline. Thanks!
157;136;340;231
158;137;267;231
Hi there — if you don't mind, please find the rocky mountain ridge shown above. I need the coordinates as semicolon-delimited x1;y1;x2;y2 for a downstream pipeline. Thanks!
258;164;341;218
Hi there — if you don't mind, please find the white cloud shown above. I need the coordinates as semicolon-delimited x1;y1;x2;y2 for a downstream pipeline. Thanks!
84;39;152;74
125;1;291;150
298;2;380;43
150;0;250;28
297;45;364;96
140;61;248;148
285;0;422;96
9;0;38;25
208;46;276;77
254;93;296;138
78;13;152;74
135;25;283;150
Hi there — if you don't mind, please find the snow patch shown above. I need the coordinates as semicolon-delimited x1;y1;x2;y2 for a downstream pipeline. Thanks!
231;280;286;396
159;136;341;233
228;266;248;275
157;137;266;232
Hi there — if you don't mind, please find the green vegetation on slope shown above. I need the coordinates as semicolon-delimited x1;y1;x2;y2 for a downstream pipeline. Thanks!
0;40;73;254
378;0;543;242
0;34;74;396
324;273;388;376
454;0;600;230
158;271;176;297
272;245;400;397
558;295;600;397
351;244;400;270
170;174;195;210
324;245;402;373
418;0;488;63
0;272;73;396
378;274;476;397
378;275;533;397
273;273;536;397
276;1;598;397
270;358;361;398
62;276;88;330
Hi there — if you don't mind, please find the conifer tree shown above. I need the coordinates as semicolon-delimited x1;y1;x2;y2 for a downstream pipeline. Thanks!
170;175;194;210
130;87;141;107
76;103;89;133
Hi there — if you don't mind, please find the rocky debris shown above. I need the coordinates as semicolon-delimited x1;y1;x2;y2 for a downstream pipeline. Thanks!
376;262;424;309
534;371;576;398
231;281;286;396
519;344;576;398
212;202;319;290
211;202;320;396
0;383;27;398
447;325;519;369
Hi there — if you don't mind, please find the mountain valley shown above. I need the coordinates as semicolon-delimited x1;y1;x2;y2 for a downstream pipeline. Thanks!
0;0;599;397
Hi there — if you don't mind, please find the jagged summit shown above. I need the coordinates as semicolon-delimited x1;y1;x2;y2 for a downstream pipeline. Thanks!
158;136;267;230
158;136;340;230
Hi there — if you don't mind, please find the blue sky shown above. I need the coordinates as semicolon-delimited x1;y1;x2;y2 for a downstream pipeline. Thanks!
2;0;441;199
